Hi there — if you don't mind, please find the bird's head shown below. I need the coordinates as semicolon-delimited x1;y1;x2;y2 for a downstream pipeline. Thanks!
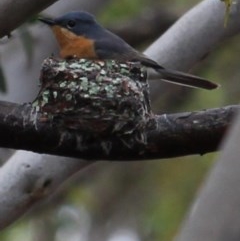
39;11;98;36
39;11;103;59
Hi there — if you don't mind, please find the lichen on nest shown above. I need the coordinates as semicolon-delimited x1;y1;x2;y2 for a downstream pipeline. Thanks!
33;57;152;144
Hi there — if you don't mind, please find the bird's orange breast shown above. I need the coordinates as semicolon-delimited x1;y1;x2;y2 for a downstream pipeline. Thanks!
51;26;97;59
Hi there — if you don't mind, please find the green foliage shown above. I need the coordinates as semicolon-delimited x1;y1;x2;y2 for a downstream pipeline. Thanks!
99;0;156;23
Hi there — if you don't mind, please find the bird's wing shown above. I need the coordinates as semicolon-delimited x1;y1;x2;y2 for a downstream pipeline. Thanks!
94;32;219;90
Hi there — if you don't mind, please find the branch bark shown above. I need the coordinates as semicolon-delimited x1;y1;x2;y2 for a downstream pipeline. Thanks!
0;101;237;160
0;0;59;38
174;112;240;241
0;151;90;229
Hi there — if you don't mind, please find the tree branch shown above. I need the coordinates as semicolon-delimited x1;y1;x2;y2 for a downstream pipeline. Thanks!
0;151;91;229
145;0;240;72
145;0;240;99
0;100;237;160
174;112;240;241
0;57;236;160
0;0;59;38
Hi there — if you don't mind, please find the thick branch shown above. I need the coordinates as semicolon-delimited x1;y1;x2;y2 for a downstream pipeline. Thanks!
145;0;240;99
0;0;59;38
0;101;237;160
174;112;240;241
145;0;240;72
0;152;90;229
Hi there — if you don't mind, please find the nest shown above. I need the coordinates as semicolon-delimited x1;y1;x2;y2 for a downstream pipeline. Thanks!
33;57;152;144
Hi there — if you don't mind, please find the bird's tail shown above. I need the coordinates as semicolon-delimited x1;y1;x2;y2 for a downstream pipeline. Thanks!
139;57;219;90
157;68;219;90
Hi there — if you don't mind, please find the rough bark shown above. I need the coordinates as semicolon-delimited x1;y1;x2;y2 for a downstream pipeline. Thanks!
174;112;240;241
0;100;237;160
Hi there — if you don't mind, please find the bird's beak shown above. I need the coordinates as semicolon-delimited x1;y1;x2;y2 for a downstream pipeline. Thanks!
38;17;56;26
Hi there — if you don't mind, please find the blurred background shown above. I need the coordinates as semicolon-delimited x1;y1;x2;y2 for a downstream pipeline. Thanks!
0;0;238;240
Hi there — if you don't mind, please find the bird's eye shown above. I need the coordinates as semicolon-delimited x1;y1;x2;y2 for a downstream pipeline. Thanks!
67;20;76;29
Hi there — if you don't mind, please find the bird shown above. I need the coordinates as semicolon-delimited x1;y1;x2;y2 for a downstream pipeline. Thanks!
39;11;218;90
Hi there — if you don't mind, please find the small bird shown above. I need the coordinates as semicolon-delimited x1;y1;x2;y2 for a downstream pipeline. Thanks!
39;11;218;90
